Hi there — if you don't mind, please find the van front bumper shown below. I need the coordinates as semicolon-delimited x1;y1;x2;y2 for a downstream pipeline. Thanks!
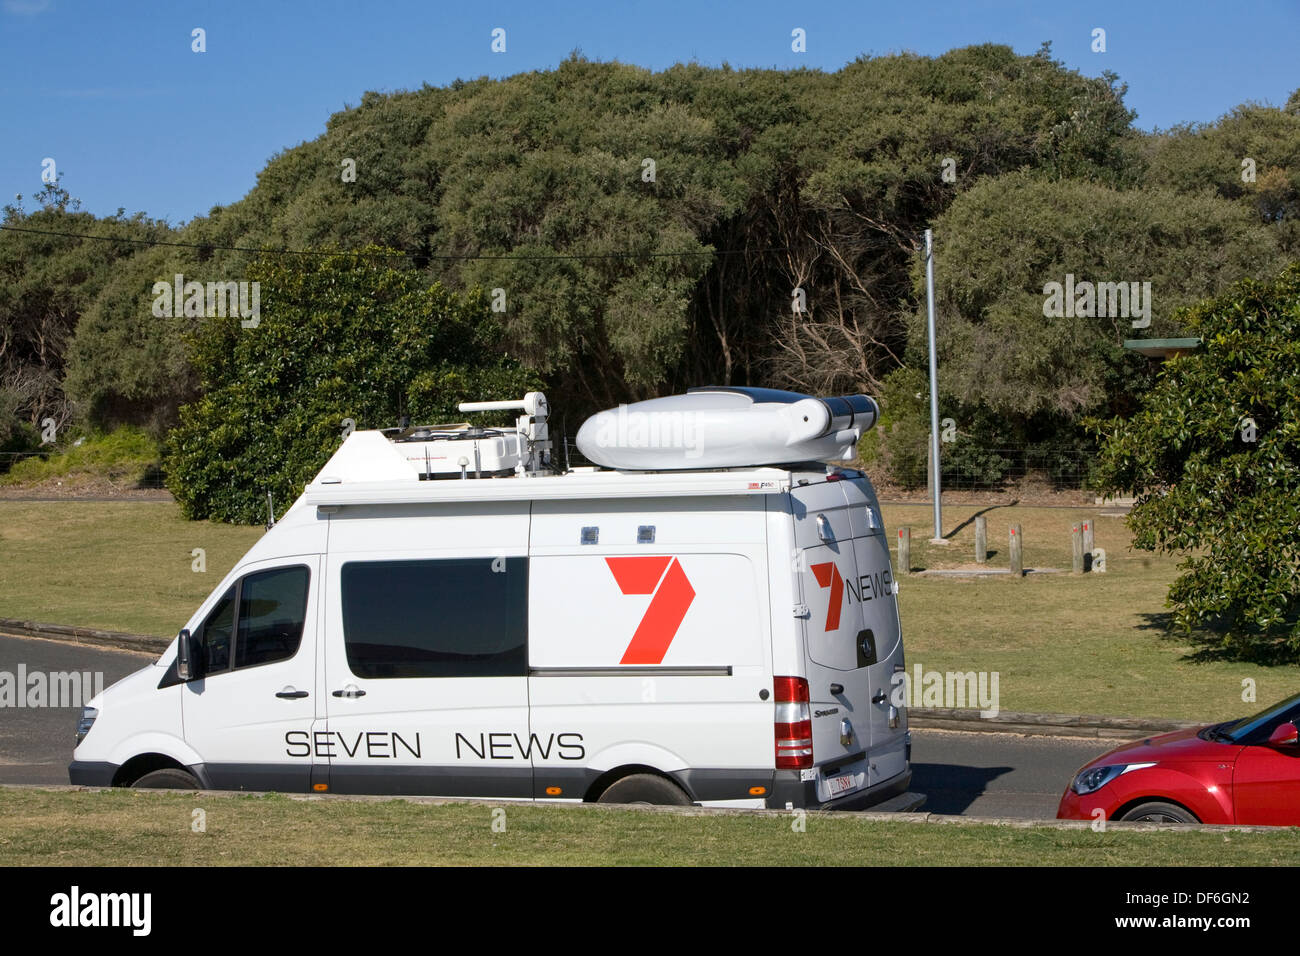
68;760;118;787
767;767;917;811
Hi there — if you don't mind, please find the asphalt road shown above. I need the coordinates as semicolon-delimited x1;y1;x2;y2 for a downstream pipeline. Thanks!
910;730;1110;818
0;634;155;785
0;633;1118;815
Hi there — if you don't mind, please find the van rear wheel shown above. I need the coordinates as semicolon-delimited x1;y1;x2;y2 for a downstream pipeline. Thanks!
131;768;199;790
597;773;691;806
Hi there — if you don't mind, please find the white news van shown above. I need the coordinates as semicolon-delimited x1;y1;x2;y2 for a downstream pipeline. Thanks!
70;387;919;810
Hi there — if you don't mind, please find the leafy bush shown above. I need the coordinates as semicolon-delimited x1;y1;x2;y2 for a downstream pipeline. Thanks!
1091;263;1300;661
0;427;159;486
861;368;1017;488
858;367;929;488
941;440;1012;487
164;250;542;523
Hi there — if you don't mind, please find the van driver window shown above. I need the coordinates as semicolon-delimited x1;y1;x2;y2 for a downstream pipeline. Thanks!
235;566;310;669
340;557;527;678
197;566;309;678
200;587;235;674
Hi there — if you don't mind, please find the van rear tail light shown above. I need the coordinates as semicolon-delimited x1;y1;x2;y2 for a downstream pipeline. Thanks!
774;676;813;769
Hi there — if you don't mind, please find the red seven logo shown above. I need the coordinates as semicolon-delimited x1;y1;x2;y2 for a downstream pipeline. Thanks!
810;561;844;631
605;556;696;664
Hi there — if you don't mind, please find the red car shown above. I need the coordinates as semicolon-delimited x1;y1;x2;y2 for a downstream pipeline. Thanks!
1057;691;1300;825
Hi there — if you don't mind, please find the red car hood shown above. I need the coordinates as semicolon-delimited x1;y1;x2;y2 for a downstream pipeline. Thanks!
1088;726;1244;766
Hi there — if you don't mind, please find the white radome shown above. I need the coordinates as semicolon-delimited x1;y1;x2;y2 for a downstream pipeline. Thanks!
576;386;878;470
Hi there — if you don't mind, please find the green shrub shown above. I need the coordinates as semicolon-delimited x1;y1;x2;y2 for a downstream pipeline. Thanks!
1092;262;1300;662
164;249;542;523
0;427;160;486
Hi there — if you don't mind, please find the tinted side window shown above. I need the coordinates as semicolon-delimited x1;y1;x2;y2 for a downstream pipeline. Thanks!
341;558;527;678
236;566;310;669
200;587;236;675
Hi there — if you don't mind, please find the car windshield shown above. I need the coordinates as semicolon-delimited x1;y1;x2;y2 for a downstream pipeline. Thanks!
1220;690;1300;743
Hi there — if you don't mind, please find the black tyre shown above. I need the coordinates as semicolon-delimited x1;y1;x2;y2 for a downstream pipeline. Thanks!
131;768;199;790
596;773;692;806
1117;801;1198;824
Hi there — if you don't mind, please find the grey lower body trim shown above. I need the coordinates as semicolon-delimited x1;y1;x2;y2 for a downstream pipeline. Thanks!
195;763;312;793
327;763;532;798
672;768;774;802
531;766;601;799
530;666;733;677
767;767;912;811
68;760;118;787
537;766;776;803
73;759;847;806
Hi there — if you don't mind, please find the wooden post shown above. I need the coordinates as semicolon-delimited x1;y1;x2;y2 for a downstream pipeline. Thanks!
1082;519;1094;572
1009;524;1022;577
897;527;911;575
1072;523;1084;574
975;515;987;564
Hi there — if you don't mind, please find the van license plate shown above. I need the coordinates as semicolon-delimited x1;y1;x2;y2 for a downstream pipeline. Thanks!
826;773;858;797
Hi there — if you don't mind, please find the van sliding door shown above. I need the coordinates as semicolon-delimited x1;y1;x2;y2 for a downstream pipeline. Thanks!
320;503;532;797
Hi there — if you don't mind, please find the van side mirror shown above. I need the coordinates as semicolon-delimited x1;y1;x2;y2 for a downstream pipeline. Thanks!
1267;722;1299;747
176;628;198;682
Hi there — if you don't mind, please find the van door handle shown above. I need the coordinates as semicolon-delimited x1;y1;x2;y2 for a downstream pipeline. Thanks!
276;689;309;699
872;691;888;704
332;687;366;698
830;683;844;695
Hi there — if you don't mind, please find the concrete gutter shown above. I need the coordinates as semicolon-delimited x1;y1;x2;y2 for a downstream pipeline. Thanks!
0;617;169;654
908;708;1205;738
0;617;1207;736
9;784;1286;833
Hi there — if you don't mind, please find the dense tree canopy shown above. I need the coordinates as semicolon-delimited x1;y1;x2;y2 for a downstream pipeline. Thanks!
0;185;171;453
61;45;1155;428
2;45;1296;499
921;172;1283;419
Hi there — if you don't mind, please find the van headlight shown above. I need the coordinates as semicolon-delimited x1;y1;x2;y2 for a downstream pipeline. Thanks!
75;706;98;744
1072;762;1155;794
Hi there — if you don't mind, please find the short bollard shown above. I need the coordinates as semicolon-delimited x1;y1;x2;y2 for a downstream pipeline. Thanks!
975;515;987;564
1010;524;1023;577
898;526;911;575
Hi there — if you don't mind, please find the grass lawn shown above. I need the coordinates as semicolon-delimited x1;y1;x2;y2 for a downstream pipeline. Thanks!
883;503;1299;721
2;788;1296;866
0;501;262;637
0;499;1296;721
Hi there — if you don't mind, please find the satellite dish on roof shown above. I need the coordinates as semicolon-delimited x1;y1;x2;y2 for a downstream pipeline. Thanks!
575;386;878;470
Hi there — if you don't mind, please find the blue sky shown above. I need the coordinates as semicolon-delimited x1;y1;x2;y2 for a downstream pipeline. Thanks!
1;0;1296;224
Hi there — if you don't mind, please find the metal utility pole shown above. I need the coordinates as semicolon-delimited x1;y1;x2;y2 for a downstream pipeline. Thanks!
925;229;946;544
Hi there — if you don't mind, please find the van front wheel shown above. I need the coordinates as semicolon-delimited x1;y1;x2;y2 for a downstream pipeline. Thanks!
596;773;691;806
131;768;199;790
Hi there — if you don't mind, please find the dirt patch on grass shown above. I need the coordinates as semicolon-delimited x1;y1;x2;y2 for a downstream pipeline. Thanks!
0;477;171;500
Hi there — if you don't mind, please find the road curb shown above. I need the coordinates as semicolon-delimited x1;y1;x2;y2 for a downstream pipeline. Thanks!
4;784;1288;833
909;708;1204;738
0;618;169;654
1;618;1206;735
